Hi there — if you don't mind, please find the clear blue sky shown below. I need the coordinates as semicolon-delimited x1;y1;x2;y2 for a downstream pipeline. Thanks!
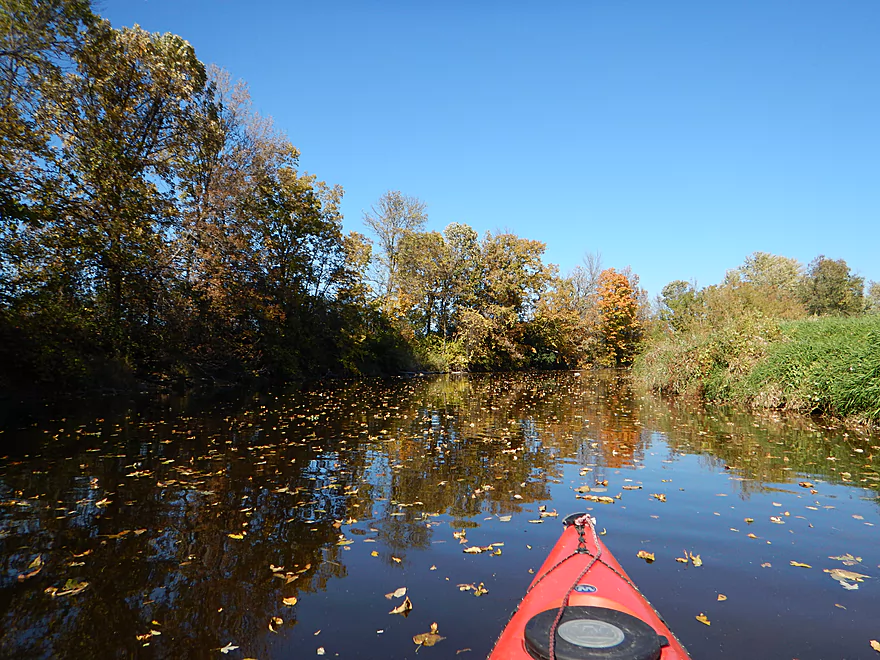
102;0;880;298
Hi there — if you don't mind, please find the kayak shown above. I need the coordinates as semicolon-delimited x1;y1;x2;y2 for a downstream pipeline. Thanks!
489;513;691;660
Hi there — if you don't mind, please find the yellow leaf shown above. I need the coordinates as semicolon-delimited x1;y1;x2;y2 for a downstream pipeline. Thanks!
370;551;379;557
695;613;711;626
282;597;298;606
651;493;666;502
228;533;245;540
413;627;445;647
391;557;402;563
389;596;412;616
717;594;727;601
747;533;758;539
637;550;655;563
870;640;880;653
790;561;812;568
689;552;702;567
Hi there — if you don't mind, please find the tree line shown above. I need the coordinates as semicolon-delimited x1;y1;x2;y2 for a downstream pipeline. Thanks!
2;2;876;399
0;1;643;396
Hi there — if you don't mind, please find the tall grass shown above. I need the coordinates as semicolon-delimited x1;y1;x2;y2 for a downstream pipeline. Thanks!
634;315;880;422
745;316;880;420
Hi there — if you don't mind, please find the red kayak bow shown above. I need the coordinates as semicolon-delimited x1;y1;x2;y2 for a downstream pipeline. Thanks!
489;513;691;660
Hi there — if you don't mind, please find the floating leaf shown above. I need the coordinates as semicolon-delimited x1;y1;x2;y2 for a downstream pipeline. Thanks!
228;533;245;540
695;613;711;626
790;561;812;568
385;587;406;599
389;596;412;616
717;594;727;601
689;552;702;567
576;494;615;504
650;493;666;503
798;482;814;488
829;553;862;566
637;550;655;563
871;640;880;653
283;596;298;606
269;616;283;633
824;568;870;583
413;622;445;647
219;642;239;654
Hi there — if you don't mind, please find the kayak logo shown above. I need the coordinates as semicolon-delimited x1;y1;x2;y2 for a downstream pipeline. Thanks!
574;584;597;593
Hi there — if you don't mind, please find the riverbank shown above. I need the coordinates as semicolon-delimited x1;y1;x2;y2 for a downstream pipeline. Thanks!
634;314;880;424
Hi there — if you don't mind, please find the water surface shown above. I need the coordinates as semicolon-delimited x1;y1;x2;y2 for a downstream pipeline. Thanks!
1;372;878;658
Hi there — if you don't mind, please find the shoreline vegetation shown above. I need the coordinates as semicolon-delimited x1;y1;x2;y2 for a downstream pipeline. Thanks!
2;2;878;425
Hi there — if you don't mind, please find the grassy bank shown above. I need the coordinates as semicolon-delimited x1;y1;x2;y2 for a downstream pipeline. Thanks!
634;315;880;422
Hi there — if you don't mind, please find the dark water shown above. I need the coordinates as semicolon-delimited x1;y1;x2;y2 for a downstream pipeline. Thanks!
1;372;878;659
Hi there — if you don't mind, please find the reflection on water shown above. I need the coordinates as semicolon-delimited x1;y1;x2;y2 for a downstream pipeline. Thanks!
1;372;878;658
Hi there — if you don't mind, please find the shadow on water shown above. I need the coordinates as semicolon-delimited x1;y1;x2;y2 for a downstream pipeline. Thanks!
1;372;878;658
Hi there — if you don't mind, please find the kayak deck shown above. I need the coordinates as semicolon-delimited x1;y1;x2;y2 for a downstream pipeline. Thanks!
489;513;691;660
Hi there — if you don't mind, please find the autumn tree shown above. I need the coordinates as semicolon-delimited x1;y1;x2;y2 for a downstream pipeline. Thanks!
596;268;642;366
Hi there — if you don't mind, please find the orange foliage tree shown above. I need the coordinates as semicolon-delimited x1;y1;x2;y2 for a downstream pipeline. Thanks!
596;268;642;366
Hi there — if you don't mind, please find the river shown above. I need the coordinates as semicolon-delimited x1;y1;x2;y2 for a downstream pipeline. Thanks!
1;371;878;658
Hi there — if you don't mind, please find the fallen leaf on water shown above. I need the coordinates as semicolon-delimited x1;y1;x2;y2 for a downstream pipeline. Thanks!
622;485;642;490
45;579;89;597
413;622;445;648
316;647;325;656
135;630;161;641
825;568;870;583
283;596;298;606
458;582;488;596
870;640;880;653
717;594;727;601
391;557;402;563
18;554;43;581
744;518;754;524
798;482;814;488
269;616;283;633
695;613;711;626
228;533;245;540
576;494;615;504
828;553;862;566
389;596;412;616
637;550;655;563
219;643;239;654
651;493;666;502
385;587;407;599
371;551;379;557
790;561;812;568
747;533;758;539
498;515;511;522
761;563;772;568
689;552;702;567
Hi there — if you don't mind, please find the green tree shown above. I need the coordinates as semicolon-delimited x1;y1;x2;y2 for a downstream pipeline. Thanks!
658;280;703;331
866;281;880;315
800;256;864;316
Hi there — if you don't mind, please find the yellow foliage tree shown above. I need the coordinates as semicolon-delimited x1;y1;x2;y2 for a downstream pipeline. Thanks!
596;268;642;366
